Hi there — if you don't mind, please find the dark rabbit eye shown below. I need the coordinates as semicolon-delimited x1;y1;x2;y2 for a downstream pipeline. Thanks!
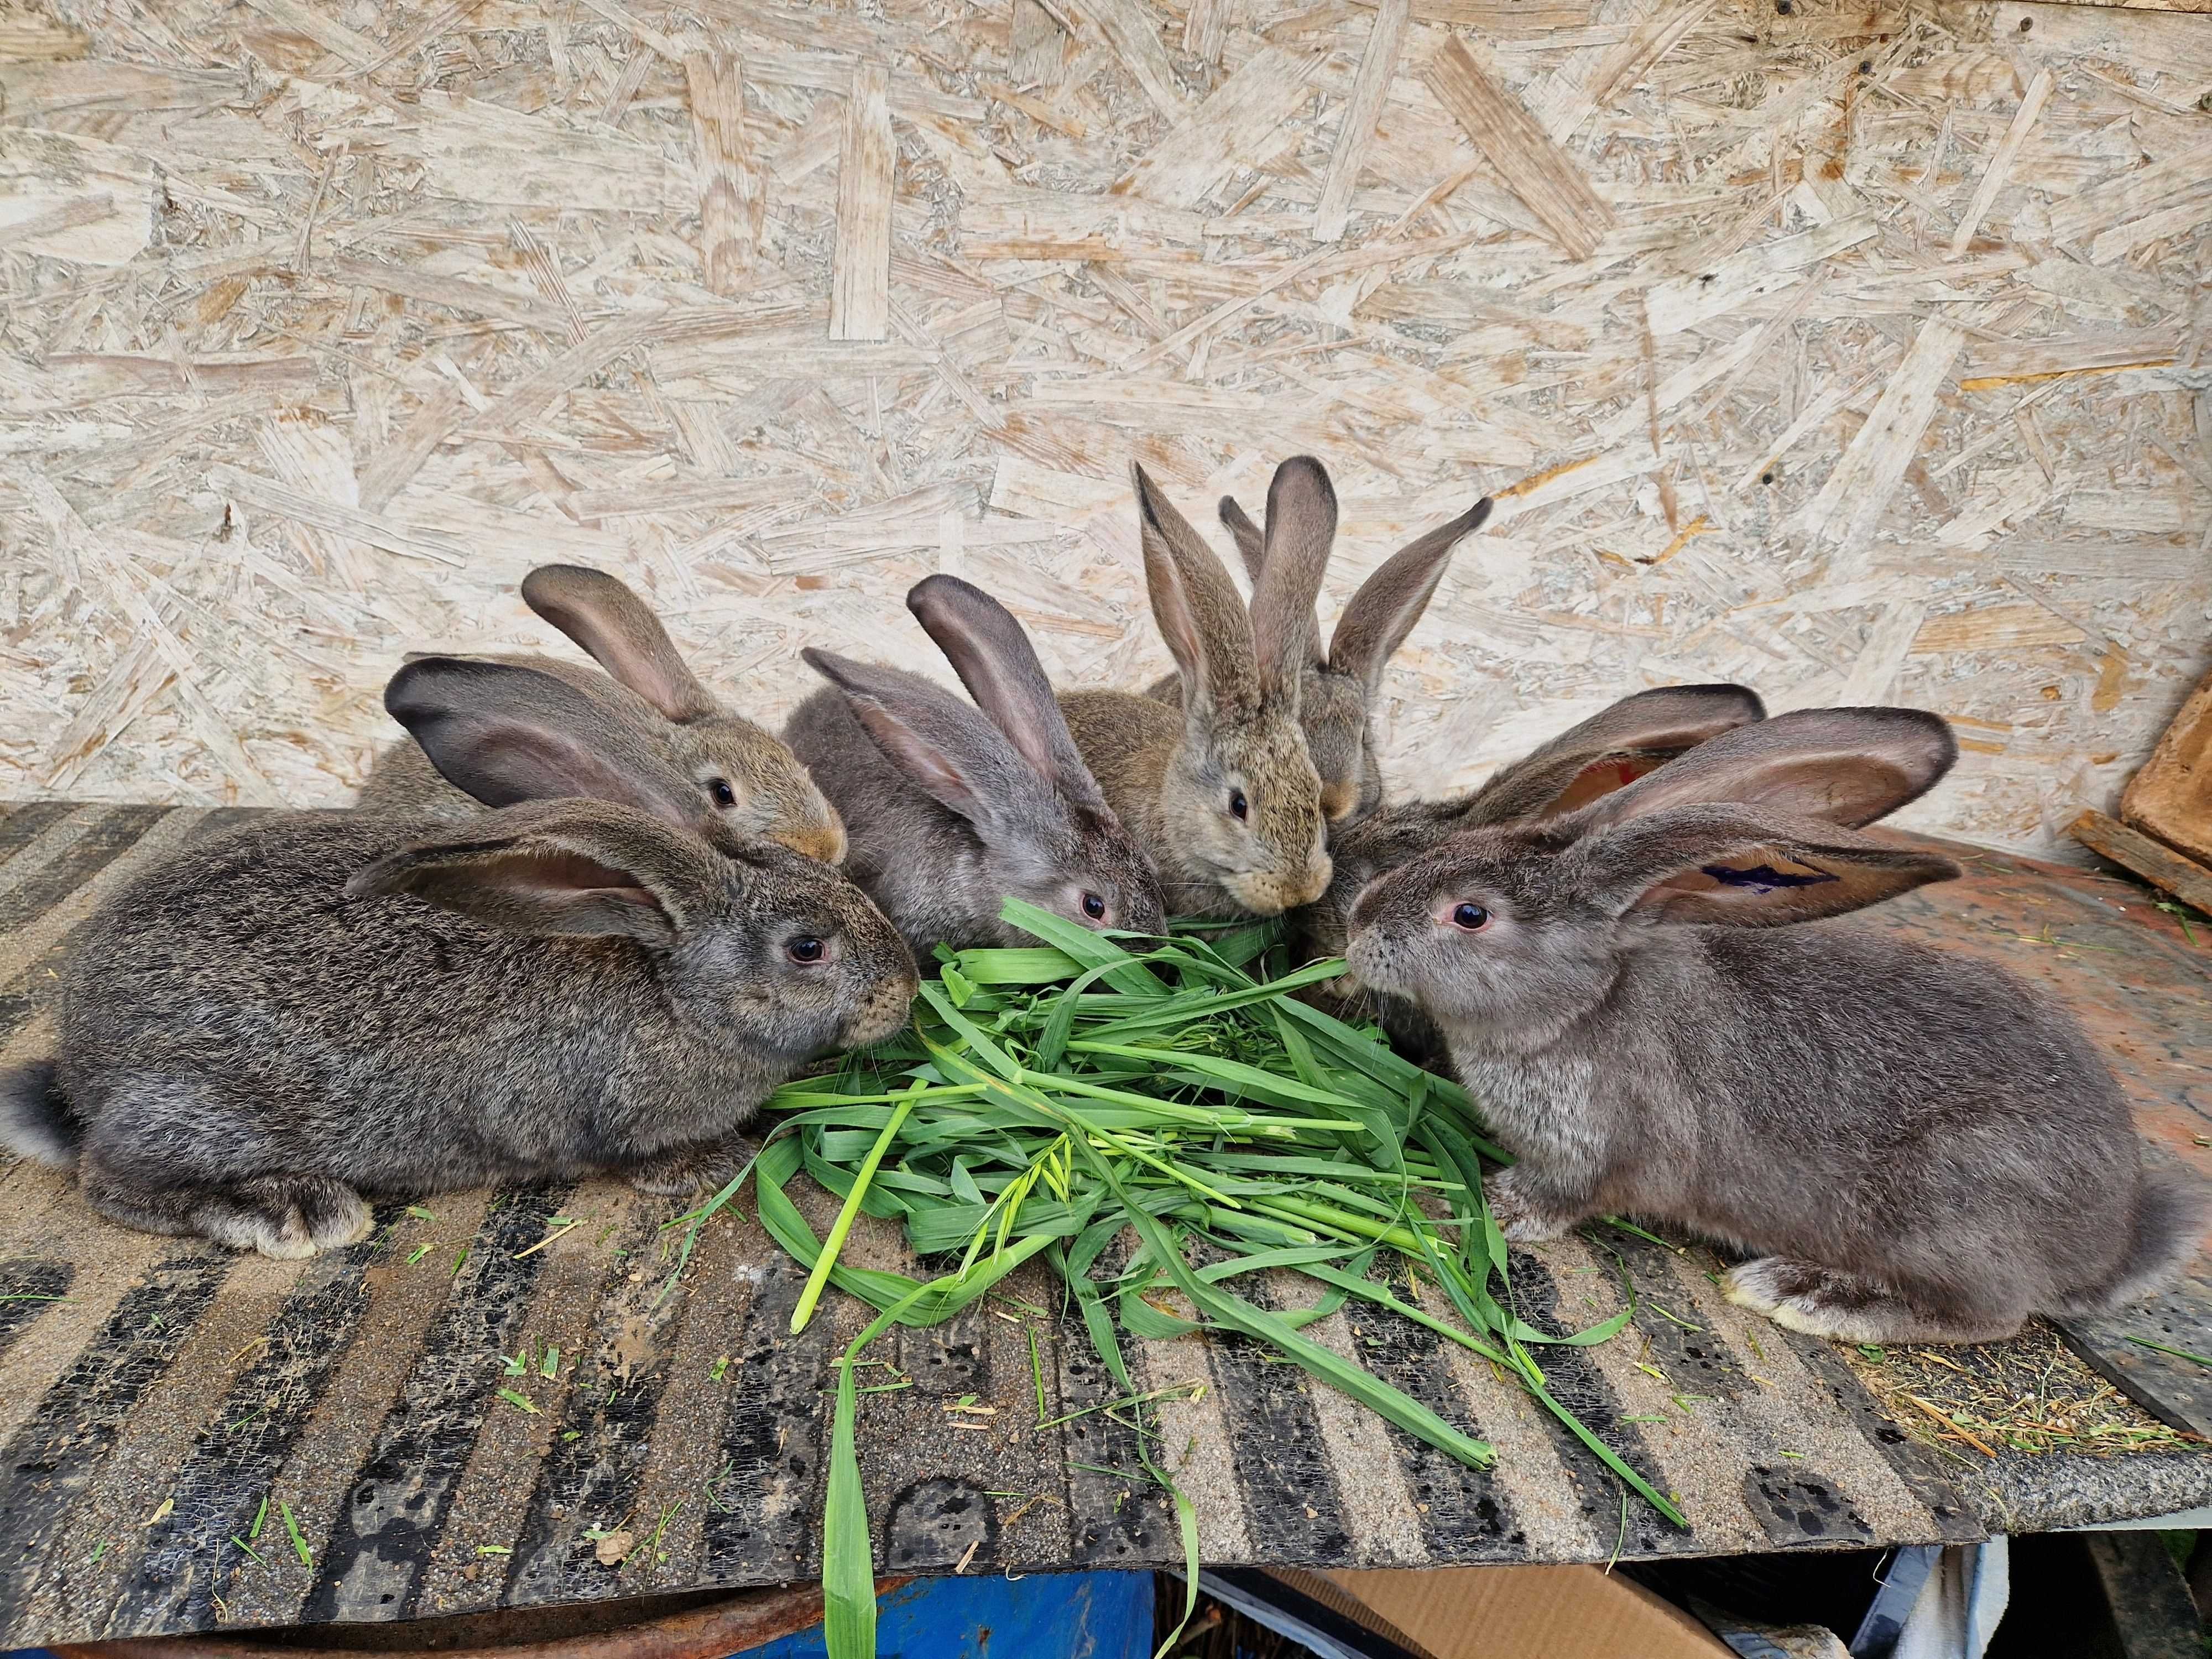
1081;891;1107;921
787;936;825;963
1228;788;1248;821
1452;903;1490;931
706;777;738;810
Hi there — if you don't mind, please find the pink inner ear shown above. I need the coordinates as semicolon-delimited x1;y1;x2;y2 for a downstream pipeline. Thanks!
509;848;658;905
1548;754;1666;814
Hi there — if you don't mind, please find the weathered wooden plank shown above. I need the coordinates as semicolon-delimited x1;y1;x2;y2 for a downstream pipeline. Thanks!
2070;809;2212;919
2120;669;2212;870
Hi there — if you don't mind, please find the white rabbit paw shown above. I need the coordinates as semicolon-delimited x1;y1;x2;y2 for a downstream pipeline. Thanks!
1721;1258;2015;1345
199;1176;372;1260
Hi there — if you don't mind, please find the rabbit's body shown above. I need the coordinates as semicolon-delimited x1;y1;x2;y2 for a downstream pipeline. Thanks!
354;566;845;865
4;659;917;1259
1061;461;1341;920
1345;708;2207;1343
785;576;1163;957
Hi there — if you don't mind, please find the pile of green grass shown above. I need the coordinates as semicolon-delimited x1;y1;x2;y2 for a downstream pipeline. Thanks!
661;899;1676;1658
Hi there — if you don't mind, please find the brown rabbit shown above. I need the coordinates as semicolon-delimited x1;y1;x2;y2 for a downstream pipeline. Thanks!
1146;488;1493;826
358;564;844;864
1060;460;1334;919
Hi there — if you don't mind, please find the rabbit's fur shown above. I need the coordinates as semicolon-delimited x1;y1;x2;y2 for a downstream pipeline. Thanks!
358;564;845;864
1;662;917;1259
1146;488;1492;827
1344;708;2208;1344
1293;684;1768;1057
783;575;1165;957
1061;461;1333;919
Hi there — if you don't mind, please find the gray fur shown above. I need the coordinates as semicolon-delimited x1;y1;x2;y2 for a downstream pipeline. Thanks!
356;564;845;865
1293;683;1769;1057
2;800;915;1257
1146;489;1491;827
0;1061;79;1166
1343;708;2208;1344
1061;460;1334;919
781;577;1164;958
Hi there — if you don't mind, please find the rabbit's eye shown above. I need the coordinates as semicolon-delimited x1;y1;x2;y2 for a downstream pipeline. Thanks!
787;936;825;963
1451;903;1490;932
1228;788;1248;821
1081;891;1107;921
706;777;738;810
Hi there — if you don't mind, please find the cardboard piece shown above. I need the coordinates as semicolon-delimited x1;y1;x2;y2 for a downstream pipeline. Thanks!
1276;1563;1734;1659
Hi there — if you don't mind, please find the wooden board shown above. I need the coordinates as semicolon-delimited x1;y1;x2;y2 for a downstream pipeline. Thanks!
0;802;2208;1647
2121;668;2212;870
2069;808;2212;919
3;0;2212;873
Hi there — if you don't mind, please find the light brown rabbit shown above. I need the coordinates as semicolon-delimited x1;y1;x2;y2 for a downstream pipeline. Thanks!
1061;460;1334;919
1146;488;1492;826
357;564;845;864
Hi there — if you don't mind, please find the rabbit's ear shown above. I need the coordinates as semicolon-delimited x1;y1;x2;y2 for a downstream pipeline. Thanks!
803;648;1036;837
386;656;698;825
520;564;719;724
1579;707;1955;833
1251;456;1337;697
905;575;1107;810
1578;804;1960;926
1460;685;1768;828
348;802;715;946
1134;463;1260;713
1328;498;1490;697
1218;495;1265;584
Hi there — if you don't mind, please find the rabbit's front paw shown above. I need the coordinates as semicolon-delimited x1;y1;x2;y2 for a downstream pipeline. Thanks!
628;1136;754;1198
1485;1170;1574;1243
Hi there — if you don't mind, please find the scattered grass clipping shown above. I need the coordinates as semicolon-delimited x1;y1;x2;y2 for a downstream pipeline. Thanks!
663;899;1676;1657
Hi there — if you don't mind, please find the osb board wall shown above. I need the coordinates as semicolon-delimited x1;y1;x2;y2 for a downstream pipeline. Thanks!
1;0;2208;862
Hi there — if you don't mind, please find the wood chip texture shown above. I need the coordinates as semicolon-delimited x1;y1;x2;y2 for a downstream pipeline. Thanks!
2;0;2210;863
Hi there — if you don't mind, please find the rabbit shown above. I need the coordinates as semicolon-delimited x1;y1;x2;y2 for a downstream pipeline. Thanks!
0;656;917;1259
782;575;1166;959
1059;459;1335;919
1145;487;1494;827
357;563;847;865
1342;706;2209;1345
1292;683;1769;1060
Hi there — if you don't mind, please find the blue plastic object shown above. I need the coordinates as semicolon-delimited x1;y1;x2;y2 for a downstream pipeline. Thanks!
744;1570;1155;1659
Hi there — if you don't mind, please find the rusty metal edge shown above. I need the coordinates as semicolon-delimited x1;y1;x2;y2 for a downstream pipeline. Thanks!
43;1580;910;1659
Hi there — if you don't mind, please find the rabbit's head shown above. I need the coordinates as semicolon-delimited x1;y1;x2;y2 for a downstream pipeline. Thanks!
1296;682;1769;962
520;564;847;864
1139;459;1333;916
1344;708;1960;1042
801;575;1165;947
1218;491;1491;826
349;799;916;1058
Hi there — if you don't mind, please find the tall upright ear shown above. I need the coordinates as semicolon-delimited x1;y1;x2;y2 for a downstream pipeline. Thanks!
1575;804;1960;926
1458;685;1769;828
347;800;719;947
905;575;1107;809
1250;456;1337;702
1328;497;1490;697
802;648;1029;835
1578;707;1957;833
1133;462;1259;713
385;657;702;825
1218;495;1265;585
520;564;719;724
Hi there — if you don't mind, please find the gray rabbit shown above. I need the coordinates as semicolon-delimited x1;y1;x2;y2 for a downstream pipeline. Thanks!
0;656;916;1258
1295;684;1769;1058
1147;487;1493;827
1060;460;1336;920
783;575;1165;958
358;563;847;864
1343;707;2208;1344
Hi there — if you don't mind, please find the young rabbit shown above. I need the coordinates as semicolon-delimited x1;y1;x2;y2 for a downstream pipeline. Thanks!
1060;460;1334;919
782;575;1165;958
358;564;846;864
1293;684;1768;1058
0;658;916;1258
1147;487;1493;827
1343;707;2208;1344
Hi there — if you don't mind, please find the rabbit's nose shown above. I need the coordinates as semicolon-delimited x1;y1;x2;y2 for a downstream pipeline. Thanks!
775;821;848;865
